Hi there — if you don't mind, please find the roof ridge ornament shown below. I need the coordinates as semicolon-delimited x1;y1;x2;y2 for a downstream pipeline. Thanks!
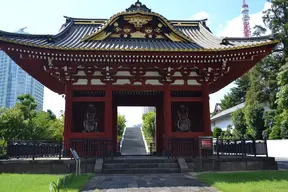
126;0;151;13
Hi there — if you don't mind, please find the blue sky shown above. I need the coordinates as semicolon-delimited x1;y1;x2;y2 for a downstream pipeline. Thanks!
0;0;271;126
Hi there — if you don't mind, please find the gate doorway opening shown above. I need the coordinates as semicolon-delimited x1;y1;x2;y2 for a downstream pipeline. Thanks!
117;106;156;156
112;91;164;156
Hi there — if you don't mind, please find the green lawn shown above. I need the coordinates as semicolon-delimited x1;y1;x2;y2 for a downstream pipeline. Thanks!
59;174;94;192
197;171;288;192
0;173;93;192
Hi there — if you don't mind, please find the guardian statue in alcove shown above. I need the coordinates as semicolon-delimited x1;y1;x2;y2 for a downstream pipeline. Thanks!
83;104;98;132
176;105;191;132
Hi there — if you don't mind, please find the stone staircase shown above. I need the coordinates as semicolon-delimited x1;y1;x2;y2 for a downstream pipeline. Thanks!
102;157;181;174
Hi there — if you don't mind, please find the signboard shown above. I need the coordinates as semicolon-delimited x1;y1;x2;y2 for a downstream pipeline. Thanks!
201;139;213;149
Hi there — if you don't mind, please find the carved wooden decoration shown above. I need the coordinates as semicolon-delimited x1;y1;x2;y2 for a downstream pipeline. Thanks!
72;102;105;133
171;102;203;132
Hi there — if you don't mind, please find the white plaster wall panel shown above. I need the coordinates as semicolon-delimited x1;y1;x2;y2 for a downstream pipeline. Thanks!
187;80;200;85
172;80;184;85
144;71;160;76
113;79;130;85
116;71;132;76
145;80;163;85
91;79;105;85
172;72;182;77
211;116;233;131
188;72;198;77
92;71;102;76
73;79;88;85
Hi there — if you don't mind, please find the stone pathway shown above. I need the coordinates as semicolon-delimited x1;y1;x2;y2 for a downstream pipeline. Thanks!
81;174;218;192
121;127;147;155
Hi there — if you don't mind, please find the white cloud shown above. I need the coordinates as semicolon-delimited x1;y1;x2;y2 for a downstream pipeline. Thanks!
216;2;272;37
188;11;211;25
189;11;209;20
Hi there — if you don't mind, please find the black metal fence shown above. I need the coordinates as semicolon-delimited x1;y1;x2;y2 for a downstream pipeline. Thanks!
167;138;268;158
6;138;269;159
7;139;114;160
214;138;268;158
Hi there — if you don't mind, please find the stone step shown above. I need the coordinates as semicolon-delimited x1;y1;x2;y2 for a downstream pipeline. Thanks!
102;168;181;174
104;159;178;164
103;163;179;169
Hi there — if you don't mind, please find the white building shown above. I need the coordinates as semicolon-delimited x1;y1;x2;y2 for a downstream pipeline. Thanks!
142;107;154;115
211;103;245;131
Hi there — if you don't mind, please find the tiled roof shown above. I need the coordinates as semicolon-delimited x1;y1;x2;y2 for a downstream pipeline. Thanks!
0;1;278;51
211;103;245;121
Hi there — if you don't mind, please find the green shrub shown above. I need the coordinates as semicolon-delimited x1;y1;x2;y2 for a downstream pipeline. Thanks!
262;128;271;140
280;119;288;139
213;127;222;138
142;111;156;142
269;126;282;140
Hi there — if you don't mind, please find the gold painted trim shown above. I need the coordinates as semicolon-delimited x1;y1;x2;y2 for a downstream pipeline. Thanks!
0;37;280;52
171;23;199;27
81;10;193;43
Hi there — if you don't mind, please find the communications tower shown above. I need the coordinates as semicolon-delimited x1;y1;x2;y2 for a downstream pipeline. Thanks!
241;0;251;37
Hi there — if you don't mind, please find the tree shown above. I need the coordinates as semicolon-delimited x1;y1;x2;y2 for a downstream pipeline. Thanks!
142;111;156;141
220;73;250;110
16;94;37;119
49;115;64;140
262;110;276;139
0;107;26;146
47;109;56;120
262;0;288;57
213;127;222;138
269;126;282;140
25;111;53;140
244;104;265;139
117;114;126;137
231;108;247;139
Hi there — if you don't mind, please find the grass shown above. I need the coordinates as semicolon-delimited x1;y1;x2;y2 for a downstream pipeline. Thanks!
0;174;60;192
0;173;94;192
59;174;94;192
117;135;122;143
197;171;288;192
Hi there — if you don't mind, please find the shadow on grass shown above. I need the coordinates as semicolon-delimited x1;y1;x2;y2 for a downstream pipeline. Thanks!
59;174;94;192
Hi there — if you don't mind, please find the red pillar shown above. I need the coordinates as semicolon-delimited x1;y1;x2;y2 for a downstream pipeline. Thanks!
113;104;118;152
156;105;163;154
163;83;172;154
105;83;113;138
64;84;72;141
202;82;212;136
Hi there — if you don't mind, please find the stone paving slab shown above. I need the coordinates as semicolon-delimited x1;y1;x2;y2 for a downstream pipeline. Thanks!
81;174;218;192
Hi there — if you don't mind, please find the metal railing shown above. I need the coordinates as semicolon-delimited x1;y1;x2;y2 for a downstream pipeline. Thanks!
214;138;268;158
7;139;114;160
167;138;268;158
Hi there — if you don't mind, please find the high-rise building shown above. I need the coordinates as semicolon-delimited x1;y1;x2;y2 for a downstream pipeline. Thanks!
0;29;44;111
142;107;154;115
